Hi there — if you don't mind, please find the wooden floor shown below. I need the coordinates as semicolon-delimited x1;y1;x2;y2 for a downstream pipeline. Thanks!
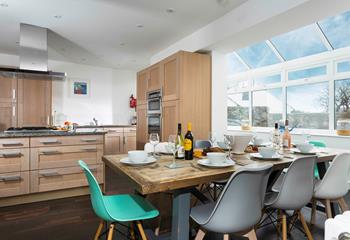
0;194;349;240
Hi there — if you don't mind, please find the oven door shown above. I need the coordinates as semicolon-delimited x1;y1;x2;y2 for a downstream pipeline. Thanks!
148;114;161;136
147;98;161;114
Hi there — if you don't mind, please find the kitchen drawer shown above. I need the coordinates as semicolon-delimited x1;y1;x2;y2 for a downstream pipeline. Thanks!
0;138;29;149
106;128;123;133
30;135;104;147
0;171;29;198
0;148;29;173
30;144;103;170
30;165;103;193
123;127;136;133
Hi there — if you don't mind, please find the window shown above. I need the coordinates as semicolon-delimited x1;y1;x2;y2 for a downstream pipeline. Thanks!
226;53;248;74
288;65;327;81
335;79;350;125
271;24;328;60
319;11;350;49
236;41;280;68
227;77;249;90
227;92;250;126
337;60;350;73
287;82;329;129
254;74;281;87
252;88;283;127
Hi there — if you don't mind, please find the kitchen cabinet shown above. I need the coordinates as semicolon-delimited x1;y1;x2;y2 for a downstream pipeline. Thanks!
162;100;179;139
0;72;16;103
0;103;16;132
137;70;148;105
17;75;52;127
148;63;162;92
124;131;137;152
162;54;179;101
104;130;123;155
136;104;148;150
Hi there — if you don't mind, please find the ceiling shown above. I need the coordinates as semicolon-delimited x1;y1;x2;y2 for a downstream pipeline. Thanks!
0;0;246;70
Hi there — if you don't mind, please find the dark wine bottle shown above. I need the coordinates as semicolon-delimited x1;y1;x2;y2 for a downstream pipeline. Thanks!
184;122;194;160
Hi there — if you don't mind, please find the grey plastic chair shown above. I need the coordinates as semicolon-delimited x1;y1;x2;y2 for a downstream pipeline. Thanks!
264;156;316;240
191;164;273;239
310;153;350;224
195;140;212;149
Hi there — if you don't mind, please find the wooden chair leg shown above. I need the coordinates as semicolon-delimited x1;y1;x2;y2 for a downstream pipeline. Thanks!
310;198;317;226
282;214;287;240
94;220;104;240
324;200;333;219
130;221;136;240
136;221;148;240
338;197;349;213
298;210;313;240
223;233;229;240
243;229;257;240
195;229;206;240
107;223;115;240
288;211;298;233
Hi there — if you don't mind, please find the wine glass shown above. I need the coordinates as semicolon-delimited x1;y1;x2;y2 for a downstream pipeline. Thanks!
224;135;232;160
167;135;181;169
149;133;160;157
208;132;216;147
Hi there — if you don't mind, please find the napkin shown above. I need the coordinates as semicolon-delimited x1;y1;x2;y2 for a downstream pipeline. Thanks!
144;142;171;153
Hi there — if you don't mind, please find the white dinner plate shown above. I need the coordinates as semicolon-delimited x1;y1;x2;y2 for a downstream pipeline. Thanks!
291;149;318;155
197;159;235;168
120;157;157;166
250;153;282;160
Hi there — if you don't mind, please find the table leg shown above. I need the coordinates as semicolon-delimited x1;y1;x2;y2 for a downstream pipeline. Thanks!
171;191;191;240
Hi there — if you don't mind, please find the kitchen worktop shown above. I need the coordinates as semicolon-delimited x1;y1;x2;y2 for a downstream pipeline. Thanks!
76;125;136;129
0;130;107;138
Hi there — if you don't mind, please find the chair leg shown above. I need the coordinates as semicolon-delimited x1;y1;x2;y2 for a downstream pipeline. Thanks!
288;211;298;233
94;220;104;240
195;229;206;240
338;197;349;213
243;229;257;240
136;221;148;240
310;198;317;226
107;223;115;240
276;209;282;235
282;214;287;240
324;200;333;219
223;233;229;240
298;210;313;240
130;221;136;240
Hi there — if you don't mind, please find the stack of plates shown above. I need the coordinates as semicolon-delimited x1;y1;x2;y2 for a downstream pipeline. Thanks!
120;156;157;166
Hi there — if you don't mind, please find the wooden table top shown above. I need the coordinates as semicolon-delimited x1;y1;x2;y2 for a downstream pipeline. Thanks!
102;148;344;195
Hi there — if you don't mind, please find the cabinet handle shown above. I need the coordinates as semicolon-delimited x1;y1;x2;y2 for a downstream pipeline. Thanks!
12;106;16;117
0;175;21;182
40;171;61;177
123;136;126;144
81;138;97;142
12;89;16;100
40;139;60;144
2;151;22;158
2;142;23;147
81;147;97;152
40;150;61;155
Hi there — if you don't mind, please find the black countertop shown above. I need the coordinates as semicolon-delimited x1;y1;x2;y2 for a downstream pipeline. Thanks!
0;130;107;138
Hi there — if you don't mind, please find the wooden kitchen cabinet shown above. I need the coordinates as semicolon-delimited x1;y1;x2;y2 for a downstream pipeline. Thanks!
124;132;136;152
137;70;148;105
136;104;148;150
17;75;52;127
0;103;16;132
104;130;123;155
148;63;162;92
162;100;179;139
0;72;16;103
162;53;179;101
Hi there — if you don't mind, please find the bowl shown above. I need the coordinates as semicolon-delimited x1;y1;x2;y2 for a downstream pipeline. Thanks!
128;150;148;162
258;147;277;158
225;134;253;153
207;152;227;164
296;143;314;153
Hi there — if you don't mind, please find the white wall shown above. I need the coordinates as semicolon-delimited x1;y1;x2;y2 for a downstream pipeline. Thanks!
0;53;136;125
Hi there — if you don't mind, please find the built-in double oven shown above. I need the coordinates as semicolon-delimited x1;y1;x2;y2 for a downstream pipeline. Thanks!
147;90;162;138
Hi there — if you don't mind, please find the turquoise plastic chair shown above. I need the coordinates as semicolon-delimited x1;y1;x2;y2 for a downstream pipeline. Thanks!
309;141;327;179
79;160;159;240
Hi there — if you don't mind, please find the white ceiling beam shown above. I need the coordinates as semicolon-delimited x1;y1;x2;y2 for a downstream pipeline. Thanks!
314;23;334;51
233;51;251;70
266;40;285;62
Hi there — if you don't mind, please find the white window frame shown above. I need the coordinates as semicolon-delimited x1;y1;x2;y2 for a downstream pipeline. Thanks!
227;46;350;135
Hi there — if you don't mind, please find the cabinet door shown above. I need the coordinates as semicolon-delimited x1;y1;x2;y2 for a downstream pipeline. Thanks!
0;72;16;103
162;100;179;140
162;53;179;101
123;133;136;153
136;104;148;150
104;132;123;155
17;75;52;127
0;102;16;131
137;70;148;105
147;64;162;92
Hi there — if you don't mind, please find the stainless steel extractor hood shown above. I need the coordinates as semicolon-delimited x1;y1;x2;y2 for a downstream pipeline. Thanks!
14;23;66;80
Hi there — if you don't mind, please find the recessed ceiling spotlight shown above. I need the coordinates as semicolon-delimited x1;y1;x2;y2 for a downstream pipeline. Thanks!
54;15;62;19
166;8;175;13
136;24;144;28
0;3;8;7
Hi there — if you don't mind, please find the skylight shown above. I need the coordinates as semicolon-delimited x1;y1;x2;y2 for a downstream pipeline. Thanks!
226;53;248;74
236;41;281;68
319;11;350;49
270;24;328;61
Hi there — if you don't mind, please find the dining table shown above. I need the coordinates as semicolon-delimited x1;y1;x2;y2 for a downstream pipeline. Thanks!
102;147;348;240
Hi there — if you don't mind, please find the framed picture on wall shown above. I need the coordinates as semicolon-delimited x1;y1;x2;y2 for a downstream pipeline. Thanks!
69;78;90;97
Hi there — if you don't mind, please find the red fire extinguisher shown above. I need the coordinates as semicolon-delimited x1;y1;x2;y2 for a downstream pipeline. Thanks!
129;94;137;108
